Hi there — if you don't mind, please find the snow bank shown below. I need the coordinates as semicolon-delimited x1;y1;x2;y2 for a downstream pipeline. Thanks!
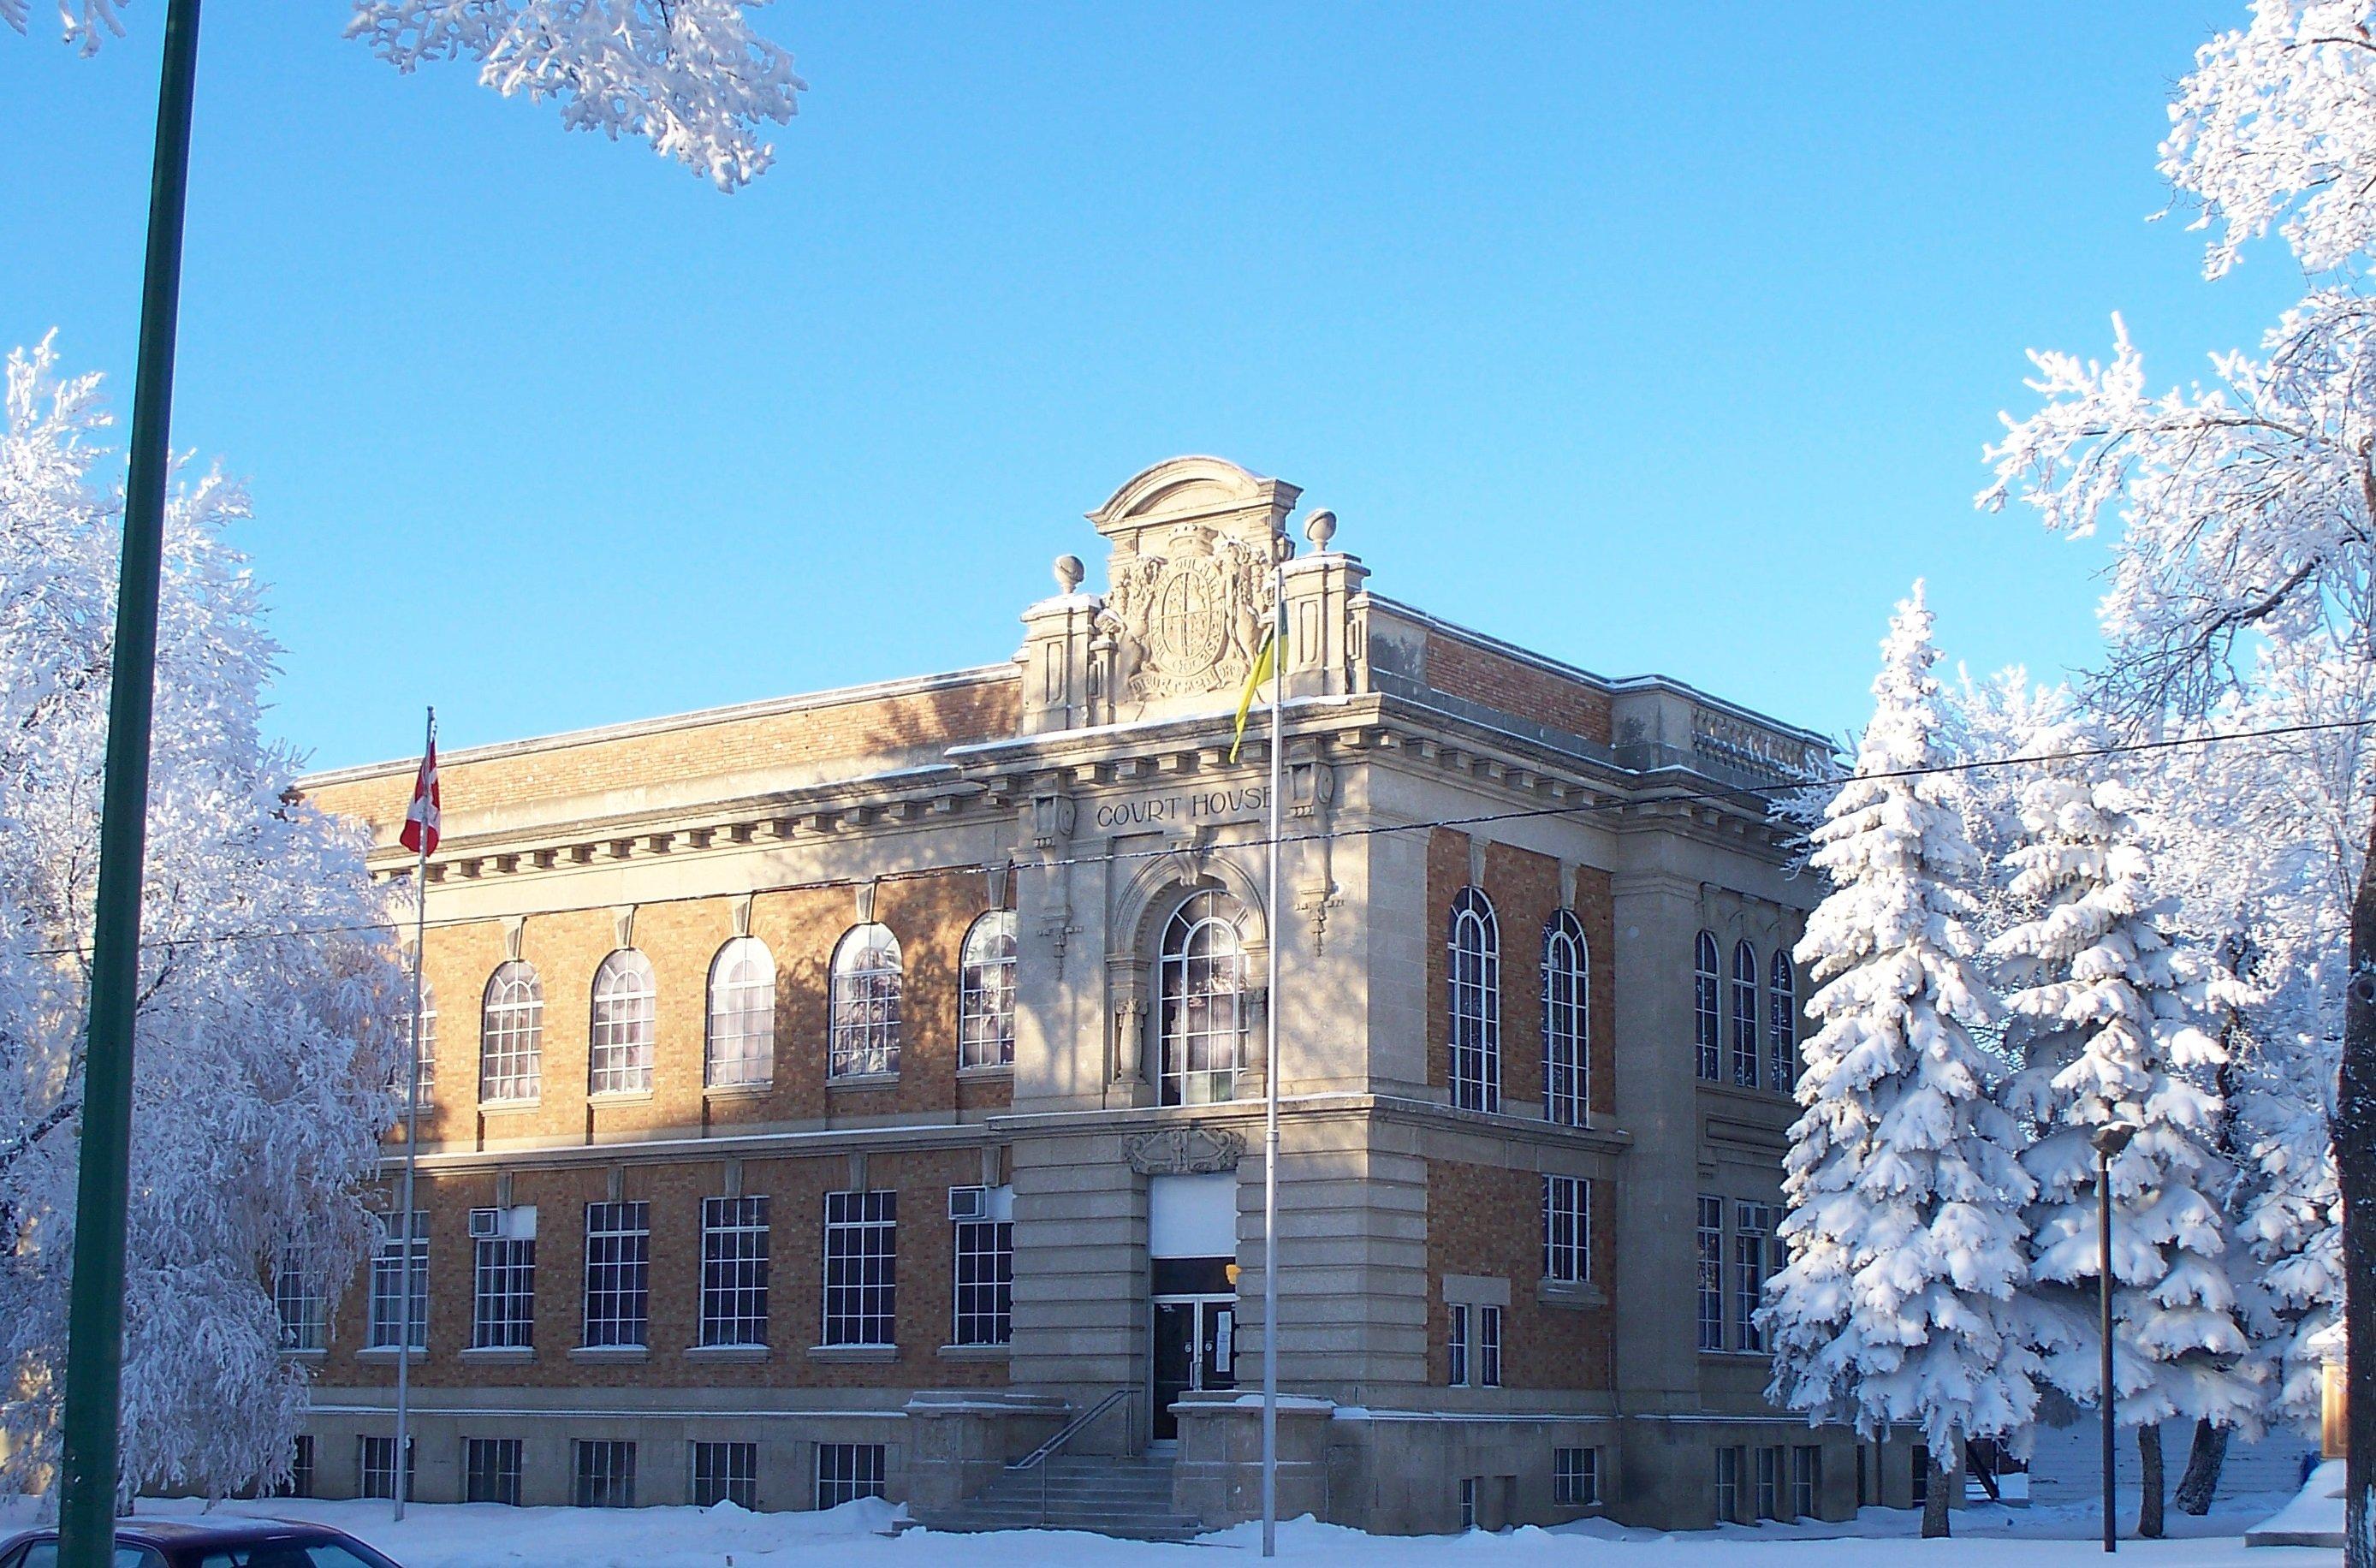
0;1488;2337;1568
2244;1458;2346;1548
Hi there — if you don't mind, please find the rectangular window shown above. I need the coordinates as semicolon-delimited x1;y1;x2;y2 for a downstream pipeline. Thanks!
1553;1446;1599;1506
692;1441;758;1510
823;1190;897;1346
1714;1445;1740;1523
1735;1201;1772;1354
276;1435;315;1500
700;1196;770;1347
952;1200;1013;1348
1446;1302;1469;1387
274;1246;326;1352
1791;1445;1819;1520
465;1437;523;1506
1696;1195;1725;1351
574;1440;636;1508
582;1201;651;1349
366;1210;427;1351
1458;1476;1477;1532
471;1206;537;1350
1756;1444;1780;1519
1912;1444;1929;1506
358;1435;414;1502
815;1443;886;1510
1541;1175;1589;1284
1477;1304;1502;1389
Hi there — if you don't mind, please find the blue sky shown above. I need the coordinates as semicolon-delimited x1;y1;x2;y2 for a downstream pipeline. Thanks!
3;3;2314;769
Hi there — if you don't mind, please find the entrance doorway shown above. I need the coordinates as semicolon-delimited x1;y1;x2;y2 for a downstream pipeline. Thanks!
1150;1295;1236;1440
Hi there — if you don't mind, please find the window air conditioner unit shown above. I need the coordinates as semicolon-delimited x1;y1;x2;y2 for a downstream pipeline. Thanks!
947;1186;989;1222
468;1208;501;1239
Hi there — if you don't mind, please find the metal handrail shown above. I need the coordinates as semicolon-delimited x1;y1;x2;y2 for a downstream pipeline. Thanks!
1007;1388;1136;1526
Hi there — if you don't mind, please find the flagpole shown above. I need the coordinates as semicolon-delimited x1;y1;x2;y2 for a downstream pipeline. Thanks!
1261;550;1285;1559
393;706;432;1521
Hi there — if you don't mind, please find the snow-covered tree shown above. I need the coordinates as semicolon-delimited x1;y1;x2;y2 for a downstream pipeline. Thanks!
5;0;805;191
0;335;401;1501
1763;585;2040;1539
1987;726;2259;1536
1987;12;2376;1544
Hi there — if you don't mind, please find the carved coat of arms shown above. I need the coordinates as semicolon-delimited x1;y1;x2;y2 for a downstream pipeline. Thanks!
1098;525;1274;702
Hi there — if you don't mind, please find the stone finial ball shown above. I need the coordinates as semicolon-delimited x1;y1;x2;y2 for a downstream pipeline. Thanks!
1054;555;1085;593
1304;508;1338;550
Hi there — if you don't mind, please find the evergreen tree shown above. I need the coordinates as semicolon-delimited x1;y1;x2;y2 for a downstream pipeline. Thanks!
1764;585;2039;1539
1989;728;2259;1536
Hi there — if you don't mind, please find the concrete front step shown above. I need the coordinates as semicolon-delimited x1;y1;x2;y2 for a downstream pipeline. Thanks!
913;1455;1202;1541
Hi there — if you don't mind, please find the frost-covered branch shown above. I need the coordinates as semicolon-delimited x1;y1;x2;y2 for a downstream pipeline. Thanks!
345;1;806;190
5;0;805;189
1981;303;2376;720
2164;0;2376;276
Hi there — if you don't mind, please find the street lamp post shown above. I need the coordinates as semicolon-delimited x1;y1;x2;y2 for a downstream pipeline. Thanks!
59;4;205;1566
2094;1120;2138;1556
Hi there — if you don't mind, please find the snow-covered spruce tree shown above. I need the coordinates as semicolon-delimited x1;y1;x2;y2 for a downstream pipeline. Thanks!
1987;727;2258;1538
4;1;805;191
1989;13;2376;1551
1762;585;2039;1540
0;336;402;1502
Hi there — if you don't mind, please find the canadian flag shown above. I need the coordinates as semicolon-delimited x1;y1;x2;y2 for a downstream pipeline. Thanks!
400;738;441;857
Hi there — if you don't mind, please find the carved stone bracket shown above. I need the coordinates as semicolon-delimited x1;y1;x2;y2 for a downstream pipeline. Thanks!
1124;1126;1246;1176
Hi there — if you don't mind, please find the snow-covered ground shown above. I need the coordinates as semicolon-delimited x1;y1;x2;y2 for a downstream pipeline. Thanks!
0;1480;2337;1568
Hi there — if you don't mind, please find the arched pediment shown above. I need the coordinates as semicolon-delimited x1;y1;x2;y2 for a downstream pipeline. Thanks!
1110;848;1269;965
1087;455;1300;538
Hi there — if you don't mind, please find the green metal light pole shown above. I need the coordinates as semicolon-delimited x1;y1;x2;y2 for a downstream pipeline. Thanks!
58;2;205;1564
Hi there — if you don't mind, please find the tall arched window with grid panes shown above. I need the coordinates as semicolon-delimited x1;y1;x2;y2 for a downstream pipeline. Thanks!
1158;892;1244;1105
829;924;903;1078
1448;888;1500;1113
1541;910;1588;1126
480;960;543;1103
1731;940;1759;1088
959;910;1018;1069
1693;932;1720;1081
1767;947;1797;1091
590;948;656;1095
705;935;775;1089
396;982;436;1108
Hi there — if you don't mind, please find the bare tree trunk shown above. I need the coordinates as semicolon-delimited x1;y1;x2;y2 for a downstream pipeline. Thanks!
2345;817;2376;1568
2174;1417;2229;1516
2139;1423;2165;1539
1922;1452;1951;1539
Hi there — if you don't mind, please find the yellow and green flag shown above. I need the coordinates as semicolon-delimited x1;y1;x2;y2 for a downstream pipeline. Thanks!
1228;628;1278;763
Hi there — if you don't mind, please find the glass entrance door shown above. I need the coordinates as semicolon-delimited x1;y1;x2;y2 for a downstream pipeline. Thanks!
1150;1296;1236;1440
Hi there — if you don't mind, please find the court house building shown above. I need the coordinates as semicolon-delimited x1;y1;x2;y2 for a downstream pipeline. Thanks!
294;455;1884;1534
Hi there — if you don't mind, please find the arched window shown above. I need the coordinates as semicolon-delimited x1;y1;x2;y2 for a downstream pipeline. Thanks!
480;960;543;1103
1541;911;1589;1126
829;924;903;1078
1768;948;1797;1092
1159;891;1244;1106
705;936;775;1089
1692;932;1720;1082
1732;941;1760;1089
590;949;656;1095
1448;888;1500;1114
959;910;1019;1069
396;983;437;1108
